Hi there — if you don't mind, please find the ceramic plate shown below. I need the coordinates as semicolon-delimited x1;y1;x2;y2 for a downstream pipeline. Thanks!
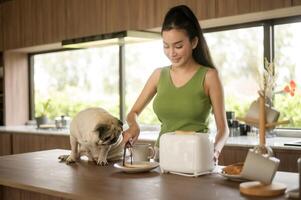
114;161;159;173
218;171;249;182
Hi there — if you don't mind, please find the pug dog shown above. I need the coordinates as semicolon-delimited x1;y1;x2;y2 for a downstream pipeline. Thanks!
58;107;124;166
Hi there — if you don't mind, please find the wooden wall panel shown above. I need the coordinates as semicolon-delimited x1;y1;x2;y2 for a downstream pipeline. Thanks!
251;0;292;11
153;0;198;28
274;148;301;172
2;1;22;50
125;0;156;31
19;0;35;48
216;0;240;17
41;0;67;45
4;51;28;125
12;134;70;154
0;132;11;156
215;0;292;18
219;146;249;165
104;0;129;33
0;5;3;50
2;0;66;50
20;0;67;47
292;0;301;6
65;0;106;39
0;52;3;125
1;0;301;50
196;0;216;20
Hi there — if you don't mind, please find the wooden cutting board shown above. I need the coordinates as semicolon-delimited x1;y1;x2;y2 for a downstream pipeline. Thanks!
240;181;286;197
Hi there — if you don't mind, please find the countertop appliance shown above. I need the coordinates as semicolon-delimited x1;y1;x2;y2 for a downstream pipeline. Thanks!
160;132;214;177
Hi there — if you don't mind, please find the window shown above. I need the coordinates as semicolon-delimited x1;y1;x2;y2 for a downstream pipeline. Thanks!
205;26;263;118
33;46;120;119
204;18;301;129
125;40;170;125
31;17;301;130
274;21;301;128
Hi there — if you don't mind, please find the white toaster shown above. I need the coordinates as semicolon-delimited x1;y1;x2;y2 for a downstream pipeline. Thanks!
159;132;214;177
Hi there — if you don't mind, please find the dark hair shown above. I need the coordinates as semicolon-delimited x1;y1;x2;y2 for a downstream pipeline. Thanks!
161;5;215;68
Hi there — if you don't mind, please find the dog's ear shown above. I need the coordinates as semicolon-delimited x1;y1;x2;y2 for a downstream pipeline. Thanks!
114;117;123;128
118;119;123;128
95;124;109;137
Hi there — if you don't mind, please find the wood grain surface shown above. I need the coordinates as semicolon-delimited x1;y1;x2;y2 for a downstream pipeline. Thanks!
0;132;11;156
12;133;70;154
3;51;28;126
1;0;300;50
0;149;298;200
240;181;287;197
0;5;3;50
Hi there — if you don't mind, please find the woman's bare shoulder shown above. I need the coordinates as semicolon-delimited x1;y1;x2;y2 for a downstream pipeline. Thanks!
150;67;166;83
205;67;219;78
152;67;163;76
204;68;222;93
204;68;222;84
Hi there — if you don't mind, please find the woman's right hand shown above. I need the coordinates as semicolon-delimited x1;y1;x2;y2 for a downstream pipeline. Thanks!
122;124;140;146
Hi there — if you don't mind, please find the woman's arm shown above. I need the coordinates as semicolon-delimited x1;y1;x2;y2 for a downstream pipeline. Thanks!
122;68;161;144
204;69;229;161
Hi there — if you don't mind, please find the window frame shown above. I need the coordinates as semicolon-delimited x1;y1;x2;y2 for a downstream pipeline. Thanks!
29;15;301;130
204;15;301;130
29;47;123;120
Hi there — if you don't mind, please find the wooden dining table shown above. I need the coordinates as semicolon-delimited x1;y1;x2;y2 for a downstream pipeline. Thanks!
0;149;298;200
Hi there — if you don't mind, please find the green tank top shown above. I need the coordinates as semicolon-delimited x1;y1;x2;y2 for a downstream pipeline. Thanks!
153;66;212;146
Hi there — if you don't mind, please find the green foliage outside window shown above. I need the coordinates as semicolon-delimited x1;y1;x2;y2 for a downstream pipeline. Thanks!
35;93;119;120
33;23;301;129
274;93;301;127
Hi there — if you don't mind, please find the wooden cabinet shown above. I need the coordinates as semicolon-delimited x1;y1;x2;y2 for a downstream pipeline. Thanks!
215;0;291;18
0;131;70;156
196;0;217;20
65;0;106;40
12;133;70;154
293;0;301;6
0;132;11;156
274;148;301;172
1;1;21;50
219;145;301;172
0;52;3;125
1;0;300;50
0;4;3;51
219;146;249;165
1;0;67;50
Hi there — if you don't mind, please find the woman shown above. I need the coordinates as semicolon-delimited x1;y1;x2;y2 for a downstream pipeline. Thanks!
123;5;229;162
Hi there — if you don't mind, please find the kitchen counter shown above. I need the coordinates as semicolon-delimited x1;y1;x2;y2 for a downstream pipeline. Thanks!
0;149;298;200
1;126;300;172
226;136;301;150
0;125;159;142
1;125;301;150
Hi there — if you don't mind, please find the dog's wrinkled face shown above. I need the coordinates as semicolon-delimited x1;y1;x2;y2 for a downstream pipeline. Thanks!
94;118;123;145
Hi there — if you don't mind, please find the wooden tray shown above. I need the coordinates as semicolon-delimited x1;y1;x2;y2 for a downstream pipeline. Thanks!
240;181;286;197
